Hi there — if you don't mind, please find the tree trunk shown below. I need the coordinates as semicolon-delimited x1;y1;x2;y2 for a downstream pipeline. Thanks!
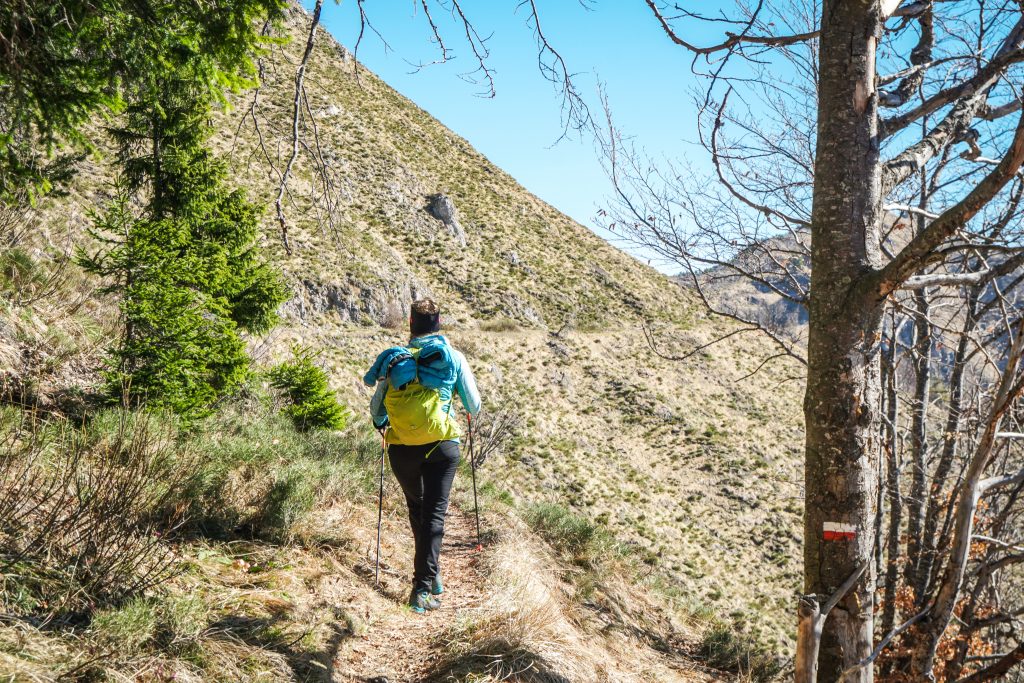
905;289;931;598
801;2;884;681
879;327;902;660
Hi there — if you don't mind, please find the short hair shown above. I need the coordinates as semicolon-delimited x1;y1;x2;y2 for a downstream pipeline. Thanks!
410;298;441;336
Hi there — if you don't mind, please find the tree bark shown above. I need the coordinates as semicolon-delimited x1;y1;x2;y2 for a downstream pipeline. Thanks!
905;289;931;598
878;328;902;661
802;2;884;681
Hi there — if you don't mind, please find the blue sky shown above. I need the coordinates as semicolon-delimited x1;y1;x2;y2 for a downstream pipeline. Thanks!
312;2;712;253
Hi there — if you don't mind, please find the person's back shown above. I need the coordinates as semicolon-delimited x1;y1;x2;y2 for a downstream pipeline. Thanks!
364;299;481;613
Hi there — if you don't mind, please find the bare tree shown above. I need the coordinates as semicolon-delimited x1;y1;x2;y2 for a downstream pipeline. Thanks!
600;2;1024;681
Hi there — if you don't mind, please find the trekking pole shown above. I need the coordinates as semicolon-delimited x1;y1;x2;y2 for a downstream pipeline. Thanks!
375;428;386;586
467;413;483;551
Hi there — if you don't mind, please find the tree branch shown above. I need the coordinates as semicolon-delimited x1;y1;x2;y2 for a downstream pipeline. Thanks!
881;41;1024;138
873;112;1024;298
275;0;322;255
643;0;817;57
901;251;1024;290
957;642;1024;683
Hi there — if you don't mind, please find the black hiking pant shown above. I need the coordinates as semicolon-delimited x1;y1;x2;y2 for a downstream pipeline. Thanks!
388;440;460;593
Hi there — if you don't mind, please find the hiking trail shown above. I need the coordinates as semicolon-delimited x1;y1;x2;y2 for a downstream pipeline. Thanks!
325;506;486;683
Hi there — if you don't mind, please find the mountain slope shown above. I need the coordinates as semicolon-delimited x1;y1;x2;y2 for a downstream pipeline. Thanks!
226;8;805;654
1;4;807;674
213;9;689;333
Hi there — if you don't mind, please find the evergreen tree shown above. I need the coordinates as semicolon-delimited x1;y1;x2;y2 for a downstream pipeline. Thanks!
0;0;284;201
269;349;349;432
81;71;286;418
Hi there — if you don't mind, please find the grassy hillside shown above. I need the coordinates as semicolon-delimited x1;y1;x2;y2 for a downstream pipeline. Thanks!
0;4;806;679
212;8;689;332
233;7;806;654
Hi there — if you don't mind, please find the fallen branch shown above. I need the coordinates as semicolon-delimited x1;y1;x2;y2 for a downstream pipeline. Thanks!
796;561;870;683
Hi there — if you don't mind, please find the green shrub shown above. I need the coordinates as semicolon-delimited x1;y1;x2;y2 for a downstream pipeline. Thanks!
255;456;362;541
699;621;783;683
179;404;376;540
92;594;209;657
269;349;349;431
0;248;42;295
523;502;617;566
480;317;520;332
91;598;159;655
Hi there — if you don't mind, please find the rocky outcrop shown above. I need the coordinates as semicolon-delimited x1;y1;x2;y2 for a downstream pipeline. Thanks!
427;193;466;247
287;276;432;327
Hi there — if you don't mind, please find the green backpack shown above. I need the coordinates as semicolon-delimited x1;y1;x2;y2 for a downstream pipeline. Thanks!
382;345;461;446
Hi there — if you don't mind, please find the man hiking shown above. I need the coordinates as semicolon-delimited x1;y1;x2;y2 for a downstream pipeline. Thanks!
364;298;481;614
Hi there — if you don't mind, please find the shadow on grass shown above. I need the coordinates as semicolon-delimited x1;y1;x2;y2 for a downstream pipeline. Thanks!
352;557;410;605
207;609;355;682
424;640;573;683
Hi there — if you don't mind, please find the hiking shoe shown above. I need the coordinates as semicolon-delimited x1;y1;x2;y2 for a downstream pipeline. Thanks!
409;589;440;614
431;574;443;596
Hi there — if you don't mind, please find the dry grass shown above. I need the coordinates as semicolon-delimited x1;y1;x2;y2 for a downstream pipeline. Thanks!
430;536;712;683
431;538;603;683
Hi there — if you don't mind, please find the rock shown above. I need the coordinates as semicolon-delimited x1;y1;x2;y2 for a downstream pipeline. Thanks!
385;182;407;206
653;404;676;422
592;264;612;284
427;193;466;247
547;339;571;359
500;295;544;327
489;363;504;384
504;250;536;276
333;43;353;62
287;277;431;326
559;372;574;394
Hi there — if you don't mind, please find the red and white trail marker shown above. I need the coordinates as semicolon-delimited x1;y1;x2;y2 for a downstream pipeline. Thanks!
823;522;857;542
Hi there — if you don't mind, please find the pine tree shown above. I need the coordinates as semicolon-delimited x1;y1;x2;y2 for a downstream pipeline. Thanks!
0;0;284;201
81;64;286;418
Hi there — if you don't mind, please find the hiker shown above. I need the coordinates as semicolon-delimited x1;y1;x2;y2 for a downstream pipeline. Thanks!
364;298;481;614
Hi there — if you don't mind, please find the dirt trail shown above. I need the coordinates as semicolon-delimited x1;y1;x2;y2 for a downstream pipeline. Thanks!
332;507;486;683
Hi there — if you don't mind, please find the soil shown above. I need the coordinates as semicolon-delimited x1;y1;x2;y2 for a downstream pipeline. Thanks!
331;507;485;683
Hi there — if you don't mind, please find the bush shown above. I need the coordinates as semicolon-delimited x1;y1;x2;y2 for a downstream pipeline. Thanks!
480;317;520;332
179;404;377;541
699;621;783;683
0;409;193;617
523;502;617;567
268;349;349;431
91;594;209;657
1;247;38;294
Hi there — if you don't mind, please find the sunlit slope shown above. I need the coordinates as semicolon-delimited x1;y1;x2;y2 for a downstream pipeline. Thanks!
216;7;806;653
211;7;689;332
7;4;807;658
